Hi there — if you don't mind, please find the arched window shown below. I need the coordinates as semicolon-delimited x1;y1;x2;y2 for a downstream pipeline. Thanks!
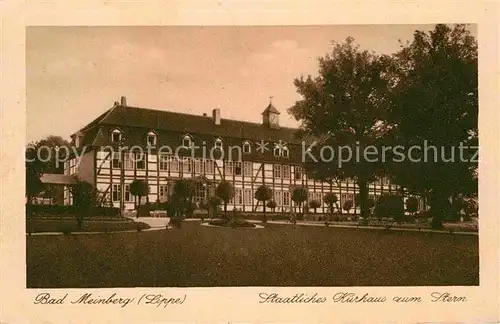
111;129;122;143
243;141;251;154
182;135;192;148
214;138;223;150
147;131;157;147
273;145;281;157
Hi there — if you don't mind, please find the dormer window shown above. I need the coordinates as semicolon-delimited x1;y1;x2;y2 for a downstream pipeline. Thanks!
214;138;223;150
282;147;289;158
273;146;281;157
243;141;251;154
111;129;122;143
273;142;289;158
147;131;157;147
182;135;192;148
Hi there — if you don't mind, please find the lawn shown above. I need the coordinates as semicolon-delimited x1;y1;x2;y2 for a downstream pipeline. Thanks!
26;218;150;233
26;221;478;287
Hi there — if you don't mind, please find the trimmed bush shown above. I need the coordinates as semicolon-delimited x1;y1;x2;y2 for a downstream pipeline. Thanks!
375;194;405;222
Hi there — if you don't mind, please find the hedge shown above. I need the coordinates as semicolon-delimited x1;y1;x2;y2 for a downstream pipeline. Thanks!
28;205;121;217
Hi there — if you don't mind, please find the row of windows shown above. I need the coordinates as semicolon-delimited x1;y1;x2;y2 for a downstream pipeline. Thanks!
104;155;392;186
110;129;288;157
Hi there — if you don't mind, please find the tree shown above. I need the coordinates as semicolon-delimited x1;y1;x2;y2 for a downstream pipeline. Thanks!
343;200;353;214
266;200;277;212
216;181;234;219
199;200;209;222
130;179;149;213
170;179;196;221
33;136;71;205
406;197;419;216
255;185;273;223
288;37;392;221
309;200;321;214
374;194;405;222
208;196;222;219
69;178;98;229
388;24;478;228
25;144;44;217
291;187;308;216
323;193;339;220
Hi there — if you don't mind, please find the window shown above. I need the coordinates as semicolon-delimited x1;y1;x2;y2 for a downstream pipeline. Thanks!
205;159;214;174
234;188;243;205
234;161;242;175
159;184;169;201
283;191;291;206
112;152;121;169
244;188;252;205
294;166;302;180
243;141;251;154
282;165;291;179
273;143;290;158
214;138;223;150
282;147;289;158
273;191;280;206
170;156;179;172
111;129;122;143
273;146;281;157
182;135;192;148
159;155;169;171
194;158;202;174
147;132;157;147
182;157;191;173
273;164;282;178
225;160;233;175
135;153;145;170
124;153;134;170
124;184;132;202
112;184;121;202
243;162;252;177
193;182;207;203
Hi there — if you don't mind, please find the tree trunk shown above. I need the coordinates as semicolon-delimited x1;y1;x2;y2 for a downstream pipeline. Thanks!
357;179;369;219
430;192;449;229
26;195;33;218
224;202;227;219
263;201;267;223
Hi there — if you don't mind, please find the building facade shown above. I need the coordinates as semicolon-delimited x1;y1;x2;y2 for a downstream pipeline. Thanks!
64;97;420;214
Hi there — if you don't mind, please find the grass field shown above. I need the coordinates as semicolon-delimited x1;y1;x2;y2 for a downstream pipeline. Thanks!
26;221;478;287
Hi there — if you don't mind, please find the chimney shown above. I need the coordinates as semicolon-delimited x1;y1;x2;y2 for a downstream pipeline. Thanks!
120;96;127;106
212;108;221;125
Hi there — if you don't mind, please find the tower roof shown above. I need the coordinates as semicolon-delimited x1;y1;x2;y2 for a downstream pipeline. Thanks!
261;97;280;115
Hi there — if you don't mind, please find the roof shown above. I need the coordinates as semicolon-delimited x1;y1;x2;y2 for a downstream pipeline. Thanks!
77;104;309;147
262;102;280;115
40;173;77;185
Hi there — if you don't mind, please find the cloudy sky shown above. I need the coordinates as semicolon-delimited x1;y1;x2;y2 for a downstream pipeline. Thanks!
26;25;477;143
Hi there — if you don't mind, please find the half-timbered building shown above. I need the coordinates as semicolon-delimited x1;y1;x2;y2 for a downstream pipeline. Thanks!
64;96;412;214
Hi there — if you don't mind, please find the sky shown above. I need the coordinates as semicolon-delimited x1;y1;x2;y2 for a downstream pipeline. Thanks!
26;24;477;143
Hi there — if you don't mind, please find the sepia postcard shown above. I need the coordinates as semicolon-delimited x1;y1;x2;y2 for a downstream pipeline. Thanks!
1;0;499;323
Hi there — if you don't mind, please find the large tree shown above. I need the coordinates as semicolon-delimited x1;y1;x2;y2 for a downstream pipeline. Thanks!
388;24;478;228
289;37;392;219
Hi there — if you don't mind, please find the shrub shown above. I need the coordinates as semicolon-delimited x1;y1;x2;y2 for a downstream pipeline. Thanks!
309;200;321;214
343;200;353;213
406;197;419;216
375;194;405;222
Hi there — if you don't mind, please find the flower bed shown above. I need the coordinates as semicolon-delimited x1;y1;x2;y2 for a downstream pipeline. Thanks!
208;218;256;228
